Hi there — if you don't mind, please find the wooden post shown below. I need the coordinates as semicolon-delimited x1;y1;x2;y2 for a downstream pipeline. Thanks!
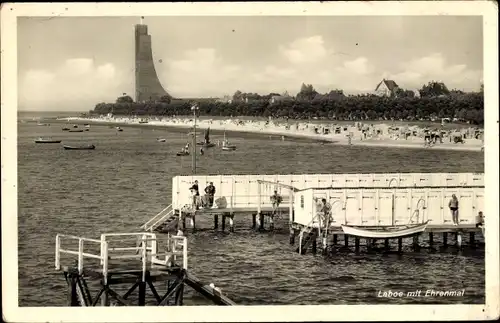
344;235;349;247
229;214;234;232
398;238;403;253
101;277;109;306
289;228;295;245
259;213;265;231
182;216;186;231
469;232;475;247
312;236;317;254
221;214;226;232
333;234;338;245
269;215;274;231
192;216;196;232
214;214;219;230
175;283;184;306
68;275;79;306
456;232;462;248
384;239;389;251
429;232;434;246
354;238;360;252
138;281;146;306
443;232;448;247
252;214;256;229
412;235;419;251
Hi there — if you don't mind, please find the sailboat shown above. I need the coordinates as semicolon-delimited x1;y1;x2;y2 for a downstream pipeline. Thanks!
197;128;216;148
221;131;236;151
340;194;429;239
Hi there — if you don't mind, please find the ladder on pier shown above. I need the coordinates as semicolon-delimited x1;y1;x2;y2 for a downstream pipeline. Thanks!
296;229;318;255
141;204;179;232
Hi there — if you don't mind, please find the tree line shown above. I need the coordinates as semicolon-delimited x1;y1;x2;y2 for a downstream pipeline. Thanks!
92;82;484;125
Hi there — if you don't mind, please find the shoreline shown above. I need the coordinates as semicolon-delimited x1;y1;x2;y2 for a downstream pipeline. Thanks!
50;116;483;152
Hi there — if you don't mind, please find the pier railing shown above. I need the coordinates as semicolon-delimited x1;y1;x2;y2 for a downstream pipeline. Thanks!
140;204;174;232
55;232;188;283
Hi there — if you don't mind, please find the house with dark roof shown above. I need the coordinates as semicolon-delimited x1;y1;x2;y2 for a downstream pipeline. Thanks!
374;79;400;97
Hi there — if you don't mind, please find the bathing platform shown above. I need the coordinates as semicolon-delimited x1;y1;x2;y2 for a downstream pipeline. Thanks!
55;232;236;306
140;172;485;254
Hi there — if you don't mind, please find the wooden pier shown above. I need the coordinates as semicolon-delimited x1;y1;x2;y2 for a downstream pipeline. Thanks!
55;232;236;306
139;172;485;255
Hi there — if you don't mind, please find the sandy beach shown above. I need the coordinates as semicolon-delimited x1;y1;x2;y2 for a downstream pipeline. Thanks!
58;115;484;152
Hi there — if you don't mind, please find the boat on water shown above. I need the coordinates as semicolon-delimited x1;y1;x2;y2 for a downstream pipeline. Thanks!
73;125;78;128
62;127;70;131
176;150;190;156
157;138;167;142
37;122;50;126
116;127;124;132
341;221;429;239
34;137;61;144
63;144;96;150
69;129;84;133
84;124;91;128
221;131;236;151
196;128;216;148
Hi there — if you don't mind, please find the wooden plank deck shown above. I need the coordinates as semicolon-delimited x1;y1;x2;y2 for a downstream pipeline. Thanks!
191;206;290;215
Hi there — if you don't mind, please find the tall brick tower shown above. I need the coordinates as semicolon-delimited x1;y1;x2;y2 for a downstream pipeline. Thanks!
134;19;170;102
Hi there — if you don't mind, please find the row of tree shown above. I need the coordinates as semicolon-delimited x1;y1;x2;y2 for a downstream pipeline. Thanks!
93;91;484;124
228;81;481;102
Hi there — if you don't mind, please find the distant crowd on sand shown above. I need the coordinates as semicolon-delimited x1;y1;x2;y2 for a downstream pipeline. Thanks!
81;114;484;148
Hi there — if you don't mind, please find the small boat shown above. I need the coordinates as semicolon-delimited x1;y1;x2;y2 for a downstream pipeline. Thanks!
196;128;216;148
73;125;78;128
84;124;91;128
69;129;84;133
63;144;95;150
157;138;167;142
221;131;236;151
116;127;123;132
37;123;50;126
34;137;61;144
176;150;190;156
62;127;70;131
340;221;429;239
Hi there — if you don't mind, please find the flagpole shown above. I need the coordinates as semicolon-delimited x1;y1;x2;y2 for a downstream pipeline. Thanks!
191;103;198;174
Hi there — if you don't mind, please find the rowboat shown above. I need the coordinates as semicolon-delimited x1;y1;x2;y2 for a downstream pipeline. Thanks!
63;144;95;150
34;137;61;144
341;221;429;239
176;151;190;156
69;129;84;133
157;138;167;142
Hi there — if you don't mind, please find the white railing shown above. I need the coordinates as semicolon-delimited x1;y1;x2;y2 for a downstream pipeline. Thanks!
55;232;188;283
141;204;174;232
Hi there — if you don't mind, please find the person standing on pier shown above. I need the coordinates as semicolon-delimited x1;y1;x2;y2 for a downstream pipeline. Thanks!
448;194;459;225
319;198;332;228
190;180;200;210
270;190;283;216
204;182;216;208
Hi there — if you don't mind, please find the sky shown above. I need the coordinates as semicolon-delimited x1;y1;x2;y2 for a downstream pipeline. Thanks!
18;16;483;111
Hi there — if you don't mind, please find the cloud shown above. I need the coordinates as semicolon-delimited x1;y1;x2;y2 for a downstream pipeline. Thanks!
387;53;482;91
19;59;131;111
279;36;328;64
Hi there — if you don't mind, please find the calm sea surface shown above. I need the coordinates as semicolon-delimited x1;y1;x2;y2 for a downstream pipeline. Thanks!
16;112;485;306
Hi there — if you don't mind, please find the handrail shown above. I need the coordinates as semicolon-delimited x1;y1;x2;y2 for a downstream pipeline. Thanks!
55;233;189;283
148;209;176;232
141;204;173;230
